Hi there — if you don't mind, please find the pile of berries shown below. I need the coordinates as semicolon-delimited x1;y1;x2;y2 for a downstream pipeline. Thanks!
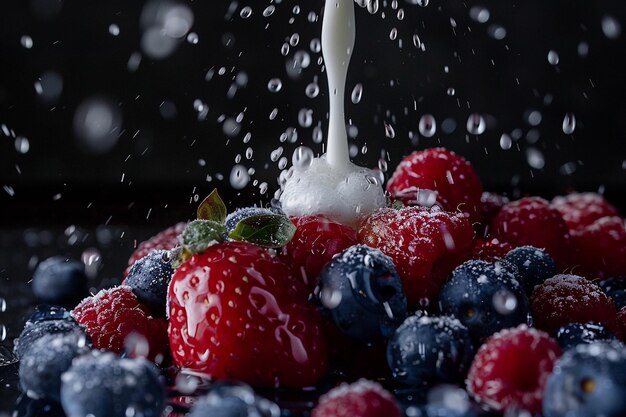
14;148;626;417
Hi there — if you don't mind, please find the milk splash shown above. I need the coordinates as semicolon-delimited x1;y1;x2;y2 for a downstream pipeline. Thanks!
279;0;386;227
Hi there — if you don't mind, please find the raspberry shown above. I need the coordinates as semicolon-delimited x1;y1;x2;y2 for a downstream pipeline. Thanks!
570;216;626;279
386;148;484;224
490;197;573;269
479;192;509;233
168;241;328;388
126;222;186;275
358;206;474;308
312;379;401;417
472;238;514;262
467;325;562;414
531;274;618;334
280;215;357;292
552;192;620;232
72;286;169;363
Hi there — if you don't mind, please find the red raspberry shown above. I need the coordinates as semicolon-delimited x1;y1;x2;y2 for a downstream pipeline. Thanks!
490;197;573;269
472;238;514;262
312;379;401;417
168;241;328;388
478;192;509;236
552;192;620;232
126;222;186;275
467;325;561;414
72;286;169;363
386;148;484;224
280;215;357;292
358;206;474;308
530;274;618;334
570;216;626;279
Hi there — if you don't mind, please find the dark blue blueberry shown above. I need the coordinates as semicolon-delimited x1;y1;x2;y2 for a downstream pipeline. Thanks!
125;249;174;316
224;207;279;233
188;382;280;417
26;305;72;324
32;257;88;307
438;260;529;343
15;318;85;359
317;244;408;341
387;314;475;387
544;341;626;417
503;246;557;296
598;276;626;309
555;322;617;351
60;351;165;417
19;332;91;402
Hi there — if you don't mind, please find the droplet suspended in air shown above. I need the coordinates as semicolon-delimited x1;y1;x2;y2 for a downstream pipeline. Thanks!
466;113;486;135
547;50;560;65
230;165;250;190
602;15;622;39
384;122;396;139
73;96;123;154
263;5;276;17
351;84;363;104
418;114;437;138
267;78;283;93
562;113;576;134
292;146;314;171
499;133;512;150
526;148;545;169
305;82;320;98
240;6;252;19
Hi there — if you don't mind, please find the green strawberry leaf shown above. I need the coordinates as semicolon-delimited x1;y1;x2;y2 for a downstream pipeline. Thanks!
181;219;227;254
228;214;296;248
197;189;227;223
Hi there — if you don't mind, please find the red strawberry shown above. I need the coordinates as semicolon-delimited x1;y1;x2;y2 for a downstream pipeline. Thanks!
472;238;514;262
280;215;358;293
490;197;573;269
467;325;561;414
312;379;401;417
72;286;169;364
531;274;618;334
386;148;484;224
126;222;186;275
168;241;328;388
569;216;626;279
358;206;474;309
552;192;620;232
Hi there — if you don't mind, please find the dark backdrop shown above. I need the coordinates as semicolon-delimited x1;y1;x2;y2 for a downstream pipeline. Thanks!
1;0;626;228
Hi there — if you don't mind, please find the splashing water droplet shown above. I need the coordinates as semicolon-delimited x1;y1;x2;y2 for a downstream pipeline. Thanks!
562;113;576;134
263;5;276;17
298;108;313;128
240;6;252;19
446;87;455;96
384;122;396;139
230;165;250;190
175;372;200;395
419;114;437;138
73;97;122;154
526;148;545;169
0;325;6;341
466;113;486;135
267;78;283;93
351;84;363;104
500;133;512;150
21;35;33;49
81;247;102;280
292;146;314;171
305;82;319;98
602;15;622;39
547;50;560;65
0;298;5;312
14;137;30;154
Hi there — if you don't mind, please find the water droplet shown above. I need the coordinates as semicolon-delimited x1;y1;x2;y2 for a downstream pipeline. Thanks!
109;24;120;36
527;110;543;126
0;298;6;313
384;122;396;139
412;34;422;48
186;32;199;44
547;50;560;65
292;146;314;171
21;35;33;49
562;113;576;134
499;133;512;150
270;147;283;162
469;6;490;23
446;87;455;96
73;97;122;154
175;372;200;395
578;42;589;57
240;6;252;19
81;247;102;280
310;38;321;53
418;114;437;138
526;148;545;169
298;108;313;128
466;113;486;135
305;82;319;98
366;0;379;14
492;290;518;315
14;137;30;154
222;118;241;137
351;84;363;104
229;165;250;190
0;325;6;341
488;24;507;40
263;5;276;17
320;287;342;309
124;332;150;359
267;78;282;93
389;28;398;41
602;15;622;39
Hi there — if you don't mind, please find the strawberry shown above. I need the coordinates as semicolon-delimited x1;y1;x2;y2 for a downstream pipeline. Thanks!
72;286;170;364
552;192;620;232
386;148;484;224
358;206;474;308
490;197;573;269
168;241;328;388
280;215;358;293
126;222;186;275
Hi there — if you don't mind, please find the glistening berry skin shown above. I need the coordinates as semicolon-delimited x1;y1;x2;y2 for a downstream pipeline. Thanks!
60;351;165;417
438;260;529;343
124;249;174;317
555;322;617;351
317;245;407;341
32;257;88;307
188;382;281;417
543;342;626;417
386;313;474;387
14;316;85;359
504;245;557;296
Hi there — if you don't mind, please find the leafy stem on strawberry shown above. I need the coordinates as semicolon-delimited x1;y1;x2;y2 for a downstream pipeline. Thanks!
172;189;297;268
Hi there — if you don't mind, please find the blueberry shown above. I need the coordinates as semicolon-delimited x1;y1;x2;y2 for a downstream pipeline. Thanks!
544;341;626;417
26;304;72;324
438;260;529;343
125;250;174;316
14;318;85;359
555;322;617;351
387;314;475;387
316;244;408;341
60;351;165;417
19;332;90;402
598;276;626;309
504;246;557;296
225;207;280;233
188;382;280;417
32;257;88;307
